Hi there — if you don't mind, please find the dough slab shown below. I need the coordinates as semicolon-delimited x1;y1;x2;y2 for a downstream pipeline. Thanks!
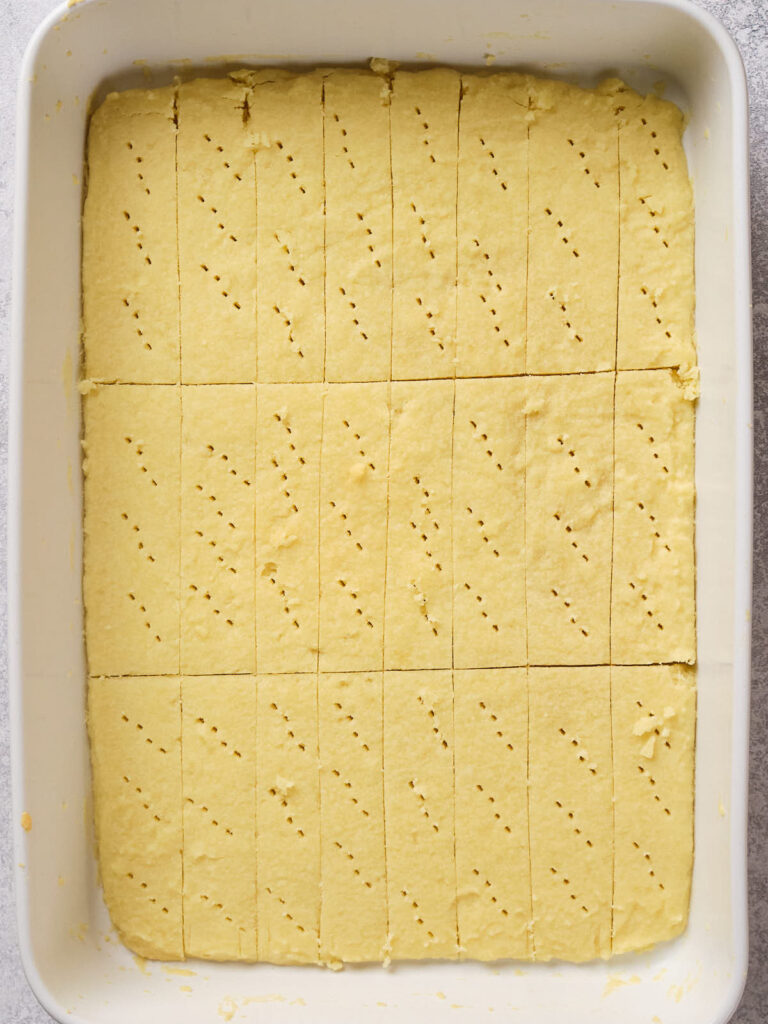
83;67;697;965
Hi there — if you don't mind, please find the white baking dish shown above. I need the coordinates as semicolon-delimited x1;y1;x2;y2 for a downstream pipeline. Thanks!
10;0;751;1021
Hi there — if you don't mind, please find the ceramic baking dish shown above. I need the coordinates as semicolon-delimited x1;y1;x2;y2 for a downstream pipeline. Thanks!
10;0;751;1021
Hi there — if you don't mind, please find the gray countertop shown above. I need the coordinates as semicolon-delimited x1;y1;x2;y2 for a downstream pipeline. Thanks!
0;0;766;1020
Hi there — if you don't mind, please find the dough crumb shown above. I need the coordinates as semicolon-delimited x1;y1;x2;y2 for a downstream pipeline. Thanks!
274;776;294;798
673;363;700;400
640;734;656;759
369;57;399;76
633;715;657;736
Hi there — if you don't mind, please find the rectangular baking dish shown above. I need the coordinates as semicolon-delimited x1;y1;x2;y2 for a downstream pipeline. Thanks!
10;0;751;1021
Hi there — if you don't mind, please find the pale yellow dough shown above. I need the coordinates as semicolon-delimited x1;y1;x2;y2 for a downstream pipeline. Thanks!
256;674;320;963
88;676;183;960
181;676;257;960
611;665;696;952
454;668;530;959
612;370;696;663
83;385;181;675
456;74;529;376
83;67;697;966
453;378;526;667
180;385;256;673
385;380;454;669
254;383;322;674
391;70;460;379
384;670;458;959
177;77;256;383
319;384;390;671
529;667;613;961
527;78;619;373
252;73;325;383
525;373;614;664
608;82;696;371
319;673;387;962
324;71;393;382
82;87;179;383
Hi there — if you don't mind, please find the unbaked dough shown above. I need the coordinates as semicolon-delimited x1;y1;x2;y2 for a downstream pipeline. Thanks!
82;67;697;965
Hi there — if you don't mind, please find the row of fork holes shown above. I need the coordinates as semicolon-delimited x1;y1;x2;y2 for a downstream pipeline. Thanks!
124;871;169;914
121;210;151;265
125;143;150;195
202;133;243;182
640;118;670;170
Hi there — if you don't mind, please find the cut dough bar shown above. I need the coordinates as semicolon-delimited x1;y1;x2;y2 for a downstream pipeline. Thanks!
319;673;387;963
254;384;323;674
182;676;257;960
456;74;529;377
612;369;696;664
83;385;181;676
528;666;613;961
180;385;256;674
525;373;615;665
252;72;326;383
609;81;696;371
82;86;179;383
88;676;184;960
319;384;390;672
453;378;526;667
391;69;461;380
177;77;256;383
384;380;454;669
88;665;695;962
324;71;393;383
384;669;458;959
83;68;697;968
454;667;530;960
527;78;619;374
612;664;696;953
256;673;321;963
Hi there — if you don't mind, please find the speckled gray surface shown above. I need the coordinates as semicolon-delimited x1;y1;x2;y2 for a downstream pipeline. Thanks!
0;1;765;1020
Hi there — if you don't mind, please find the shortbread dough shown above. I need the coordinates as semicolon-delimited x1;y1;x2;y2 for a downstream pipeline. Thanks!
83;67;697;965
